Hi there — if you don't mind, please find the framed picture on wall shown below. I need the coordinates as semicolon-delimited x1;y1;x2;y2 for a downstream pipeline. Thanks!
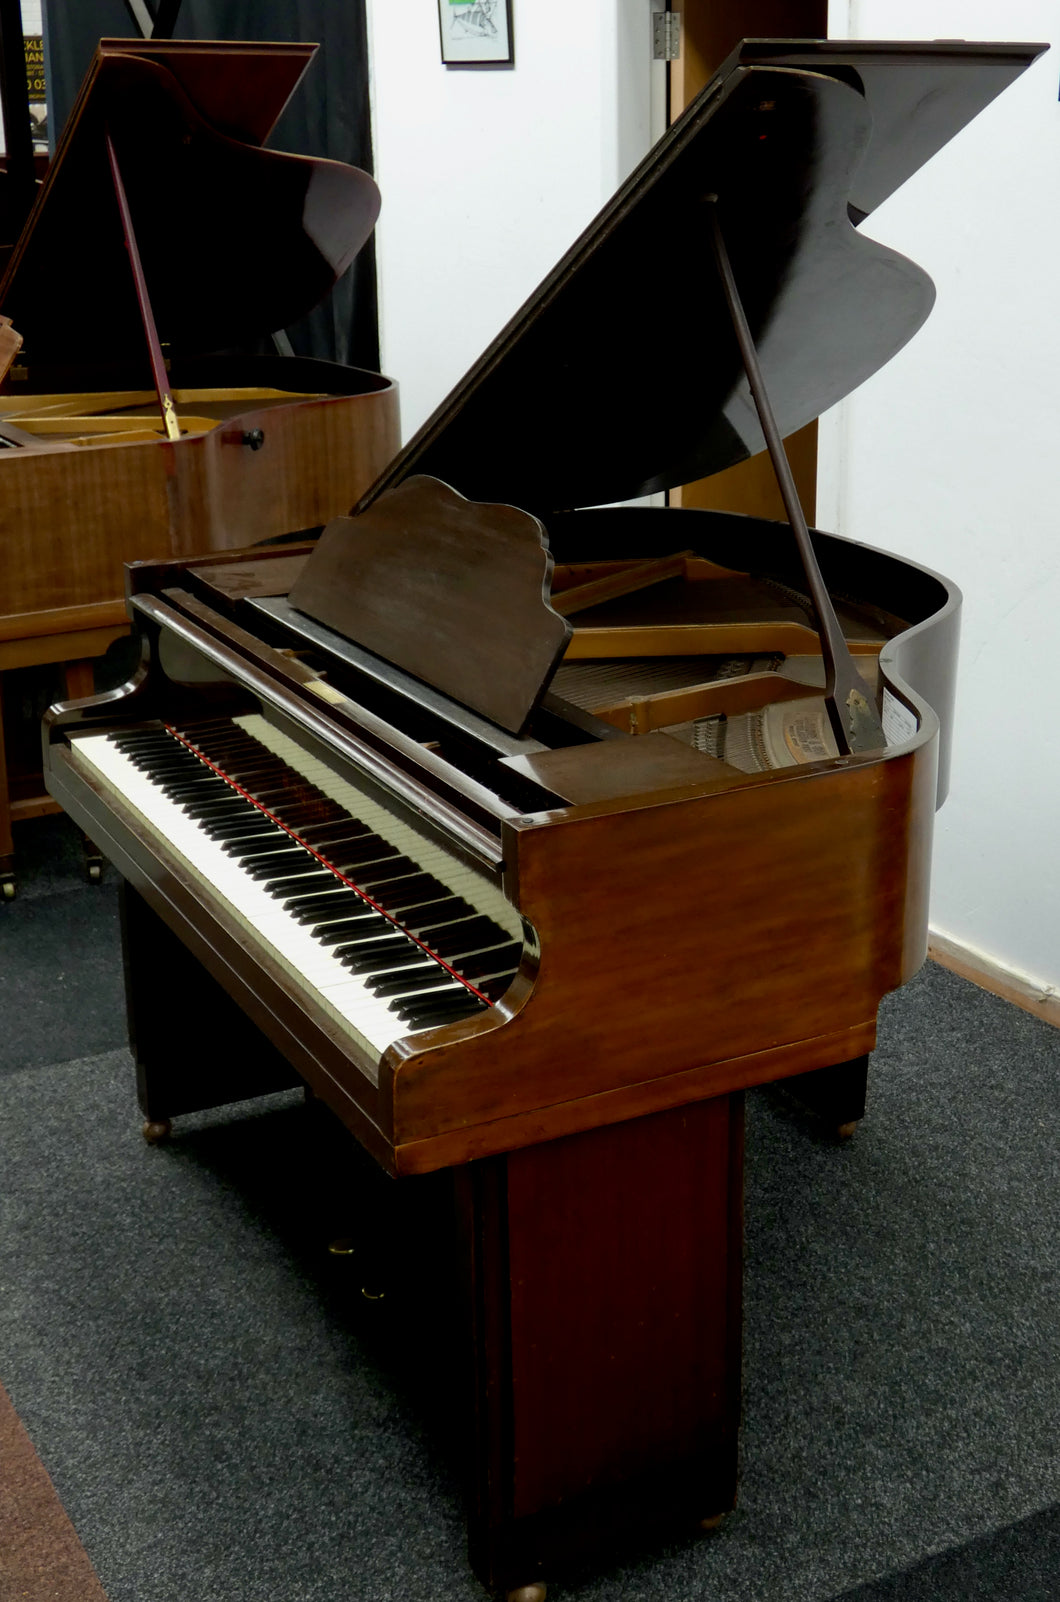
438;0;514;66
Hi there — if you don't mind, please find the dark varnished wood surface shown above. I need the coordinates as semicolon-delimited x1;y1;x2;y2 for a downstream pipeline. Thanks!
361;44;1041;518
502;727;741;803
460;1095;743;1588
290;476;572;736
0;377;399;629
0;41;379;357
42;512;943;1594
385;734;937;1161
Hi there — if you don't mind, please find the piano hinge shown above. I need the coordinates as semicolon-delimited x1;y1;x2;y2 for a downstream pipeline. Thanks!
652;11;680;61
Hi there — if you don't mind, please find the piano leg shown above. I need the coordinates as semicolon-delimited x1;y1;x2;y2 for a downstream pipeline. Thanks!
457;1094;744;1594
781;1054;870;1138
120;884;300;1137
0;675;14;898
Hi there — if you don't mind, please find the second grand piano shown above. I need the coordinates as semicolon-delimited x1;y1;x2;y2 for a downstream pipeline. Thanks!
42;38;1043;1599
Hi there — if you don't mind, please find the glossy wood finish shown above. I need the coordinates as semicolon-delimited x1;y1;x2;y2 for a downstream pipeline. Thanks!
0;39;400;886
290;477;571;736
362;43;1041;518
459;1096;743;1589
40;508;941;1594
0;379;399;625
501;727;740;802
669;5;824;521
35;38;1020;1591
385;730;937;1161
0;42;378;359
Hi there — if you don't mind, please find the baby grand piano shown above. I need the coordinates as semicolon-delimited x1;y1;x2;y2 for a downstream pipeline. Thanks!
0;37;398;894
42;38;1043;1600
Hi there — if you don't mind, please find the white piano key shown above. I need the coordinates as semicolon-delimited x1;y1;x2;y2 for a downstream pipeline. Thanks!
232;713;523;940
70;729;504;1071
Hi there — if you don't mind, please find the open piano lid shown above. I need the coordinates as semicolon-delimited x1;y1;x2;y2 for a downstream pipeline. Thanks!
357;38;1046;518
0;39;381;362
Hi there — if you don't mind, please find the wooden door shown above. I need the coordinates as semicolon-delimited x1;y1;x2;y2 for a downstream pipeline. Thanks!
668;0;827;522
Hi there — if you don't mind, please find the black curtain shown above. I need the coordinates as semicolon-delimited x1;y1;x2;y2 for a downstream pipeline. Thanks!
42;0;379;368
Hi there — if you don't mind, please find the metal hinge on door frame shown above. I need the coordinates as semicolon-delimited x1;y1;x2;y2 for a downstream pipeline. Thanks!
652;10;681;62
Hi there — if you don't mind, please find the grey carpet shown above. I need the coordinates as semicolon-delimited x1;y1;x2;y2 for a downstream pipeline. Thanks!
1;815;1058;1600
834;1504;1060;1600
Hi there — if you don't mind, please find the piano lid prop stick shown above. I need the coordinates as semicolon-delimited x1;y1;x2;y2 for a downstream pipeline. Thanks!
704;197;884;758
104;129;181;443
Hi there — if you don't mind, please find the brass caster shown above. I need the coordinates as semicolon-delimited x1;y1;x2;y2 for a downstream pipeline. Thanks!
328;1239;387;1301
836;1120;859;1140
507;1586;547;1602
698;1511;728;1532
1;878;14;900
87;861;103;884
142;1118;172;1145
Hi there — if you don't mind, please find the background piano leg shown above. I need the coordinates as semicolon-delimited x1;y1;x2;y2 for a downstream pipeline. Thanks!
781;1053;870;1137
456;1094;744;1594
120;884;300;1131
0;675;15;899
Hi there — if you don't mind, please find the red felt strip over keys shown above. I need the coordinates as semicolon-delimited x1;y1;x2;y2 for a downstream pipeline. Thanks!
163;723;493;1004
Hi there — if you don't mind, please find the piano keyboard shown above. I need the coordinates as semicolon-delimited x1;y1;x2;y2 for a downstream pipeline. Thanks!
71;714;524;1071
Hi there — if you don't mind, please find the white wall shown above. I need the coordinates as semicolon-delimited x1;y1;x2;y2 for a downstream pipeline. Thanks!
365;0;655;440
822;2;1060;990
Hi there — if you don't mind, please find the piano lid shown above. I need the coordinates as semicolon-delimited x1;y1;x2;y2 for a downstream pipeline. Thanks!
359;38;1045;519
0;40;381;363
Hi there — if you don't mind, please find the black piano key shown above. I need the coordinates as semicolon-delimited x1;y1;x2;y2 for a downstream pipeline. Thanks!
181;794;251;817
352;865;432;890
261;870;341;897
110;727;513;1021
394;983;475;1015
341;944;434;974
202;817;280;841
112;731;174;749
226;834;312;861
450;943;522;980
354;859;428;890
165;778;235;800
245;849;318;878
475;972;517;1002
312;915;394;945
182;793;252;817
417;915;511;957
368;967;458;998
370;874;453;913
398;995;489;1028
325;839;400;870
283;889;364;918
403;896;477;928
220;823;298;851
129;756;202;776
297;822;372;847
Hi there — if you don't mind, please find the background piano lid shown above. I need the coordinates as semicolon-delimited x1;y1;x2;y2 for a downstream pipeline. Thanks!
0;40;381;363
358;38;1046;521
